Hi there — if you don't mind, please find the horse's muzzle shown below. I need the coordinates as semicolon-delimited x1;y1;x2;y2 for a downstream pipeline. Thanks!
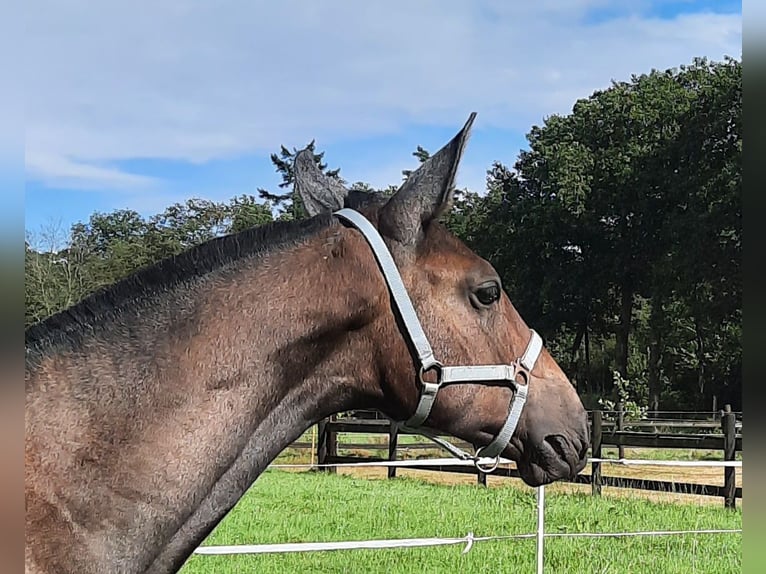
516;433;589;486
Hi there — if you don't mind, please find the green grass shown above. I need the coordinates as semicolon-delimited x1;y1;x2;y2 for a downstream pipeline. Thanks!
180;470;741;574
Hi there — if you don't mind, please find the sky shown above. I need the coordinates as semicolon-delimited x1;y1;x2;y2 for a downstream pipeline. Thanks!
22;0;742;239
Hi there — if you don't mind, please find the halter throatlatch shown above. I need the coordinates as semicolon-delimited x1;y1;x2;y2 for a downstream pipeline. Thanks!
334;208;544;469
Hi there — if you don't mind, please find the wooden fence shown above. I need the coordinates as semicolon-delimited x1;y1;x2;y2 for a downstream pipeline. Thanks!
294;407;742;508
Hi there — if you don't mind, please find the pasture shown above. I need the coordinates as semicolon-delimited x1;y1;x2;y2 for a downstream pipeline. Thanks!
181;470;741;574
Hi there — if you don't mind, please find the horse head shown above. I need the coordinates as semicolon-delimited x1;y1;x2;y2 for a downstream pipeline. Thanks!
294;114;589;486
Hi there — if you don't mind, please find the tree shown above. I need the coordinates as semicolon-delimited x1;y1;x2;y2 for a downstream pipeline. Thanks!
68;209;158;291
25;225;93;326
463;57;741;408
401;145;431;179
661;57;742;409
227;194;275;233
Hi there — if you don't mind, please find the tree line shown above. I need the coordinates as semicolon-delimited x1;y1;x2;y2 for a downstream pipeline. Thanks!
25;57;741;413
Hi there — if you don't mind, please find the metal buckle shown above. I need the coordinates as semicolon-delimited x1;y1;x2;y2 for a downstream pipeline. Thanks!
418;361;443;387
512;359;530;387
420;381;440;398
474;446;500;473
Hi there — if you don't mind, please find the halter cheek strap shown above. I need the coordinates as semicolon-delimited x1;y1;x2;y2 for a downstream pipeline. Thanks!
333;208;543;462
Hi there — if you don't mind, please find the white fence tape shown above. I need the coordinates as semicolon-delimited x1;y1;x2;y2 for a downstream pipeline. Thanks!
269;457;741;470
588;458;742;467
193;527;741;556
270;457;505;469
194;534;480;555
538;486;545;574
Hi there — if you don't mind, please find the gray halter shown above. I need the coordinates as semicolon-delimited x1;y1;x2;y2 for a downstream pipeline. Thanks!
334;208;543;468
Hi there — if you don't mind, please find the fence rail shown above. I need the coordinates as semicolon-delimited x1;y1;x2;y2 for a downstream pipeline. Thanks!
292;407;742;507
589;406;741;507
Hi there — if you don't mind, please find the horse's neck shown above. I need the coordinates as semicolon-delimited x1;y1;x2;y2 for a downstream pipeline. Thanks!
145;375;357;573
27;232;388;573
136;241;388;572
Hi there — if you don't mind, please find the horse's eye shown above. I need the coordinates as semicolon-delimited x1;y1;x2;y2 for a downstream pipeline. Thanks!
473;282;501;306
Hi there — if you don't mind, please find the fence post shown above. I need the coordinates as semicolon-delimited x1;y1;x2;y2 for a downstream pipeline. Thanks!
591;410;602;497
722;404;736;509
327;414;338;474
616;401;625;459
536;485;545;574
317;417;329;470
477;468;488;487
387;420;399;479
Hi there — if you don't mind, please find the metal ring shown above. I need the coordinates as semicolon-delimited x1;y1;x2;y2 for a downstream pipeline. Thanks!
513;359;530;386
474;447;500;474
418;361;443;385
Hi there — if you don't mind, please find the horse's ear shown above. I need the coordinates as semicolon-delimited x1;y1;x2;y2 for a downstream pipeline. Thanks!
293;149;349;216
379;112;476;246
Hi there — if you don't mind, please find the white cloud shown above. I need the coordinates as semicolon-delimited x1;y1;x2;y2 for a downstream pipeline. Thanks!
25;151;158;190
24;0;741;189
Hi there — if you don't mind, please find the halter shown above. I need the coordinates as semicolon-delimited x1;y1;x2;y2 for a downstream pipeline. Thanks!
334;208;543;470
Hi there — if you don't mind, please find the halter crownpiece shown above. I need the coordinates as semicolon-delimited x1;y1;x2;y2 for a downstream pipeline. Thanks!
334;208;544;466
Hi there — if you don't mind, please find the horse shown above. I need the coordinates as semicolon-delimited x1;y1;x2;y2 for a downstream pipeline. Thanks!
25;113;589;574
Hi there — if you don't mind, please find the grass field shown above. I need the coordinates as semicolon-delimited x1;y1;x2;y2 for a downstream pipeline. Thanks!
179;470;741;574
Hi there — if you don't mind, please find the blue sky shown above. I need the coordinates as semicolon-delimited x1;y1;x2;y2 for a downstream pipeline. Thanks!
23;1;742;242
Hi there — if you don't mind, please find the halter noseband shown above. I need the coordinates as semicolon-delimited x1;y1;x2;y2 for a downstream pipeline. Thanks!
334;208;543;465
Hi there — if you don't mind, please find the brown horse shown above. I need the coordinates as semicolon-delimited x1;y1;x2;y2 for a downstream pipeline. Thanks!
25;114;588;574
